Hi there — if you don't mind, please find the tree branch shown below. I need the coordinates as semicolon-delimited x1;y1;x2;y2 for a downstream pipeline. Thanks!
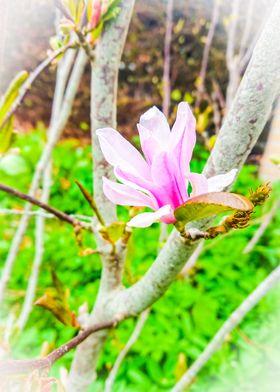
16;162;52;331
0;319;118;376
171;263;280;391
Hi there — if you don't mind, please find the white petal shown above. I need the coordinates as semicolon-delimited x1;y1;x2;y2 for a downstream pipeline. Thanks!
207;169;238;192
127;205;173;228
188;172;208;197
139;106;170;148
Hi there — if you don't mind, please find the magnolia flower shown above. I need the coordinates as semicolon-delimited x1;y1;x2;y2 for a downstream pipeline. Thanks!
97;102;237;228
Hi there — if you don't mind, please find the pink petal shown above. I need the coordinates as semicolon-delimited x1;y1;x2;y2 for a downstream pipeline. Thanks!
151;151;184;208
103;177;157;209
188;172;208;197
113;167;159;207
137;123;159;165
207;169;238;192
115;166;154;191
96;127;150;178
139;106;170;149
169;102;196;174
127;204;174;228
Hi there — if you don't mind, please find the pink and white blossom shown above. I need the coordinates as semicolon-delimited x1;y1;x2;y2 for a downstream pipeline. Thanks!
97;102;237;227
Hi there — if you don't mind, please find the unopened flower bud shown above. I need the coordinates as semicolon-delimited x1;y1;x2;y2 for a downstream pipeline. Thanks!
89;0;102;29
249;183;272;206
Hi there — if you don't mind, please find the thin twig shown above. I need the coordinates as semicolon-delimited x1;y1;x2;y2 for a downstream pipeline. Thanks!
0;209;92;222
172;264;280;391
0;48;87;305
16;163;52;331
162;0;173;117
105;309;150;392
243;199;280;254
0;183;88;228
196;0;220;108
75;180;105;225
0;43;76;130
16;20;70;330
0;319;118;376
238;0;254;61
226;0;240;68
75;30;95;63
239;5;270;72
225;0;241;110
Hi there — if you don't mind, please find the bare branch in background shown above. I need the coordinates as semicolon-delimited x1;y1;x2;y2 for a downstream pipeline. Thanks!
162;0;173;117
172;263;280;391
16;163;52;331
14;36;73;330
0;48;87;305
225;0;270;110
196;0;220;108
105;309;150;392
225;0;241;110
243;199;280;254
16;25;76;330
238;0;254;61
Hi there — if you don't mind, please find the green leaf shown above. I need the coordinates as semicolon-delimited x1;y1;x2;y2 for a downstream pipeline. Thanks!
35;271;79;327
103;0;121;23
99;222;126;243
0;71;28;127
174;192;253;230
0;118;15;156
